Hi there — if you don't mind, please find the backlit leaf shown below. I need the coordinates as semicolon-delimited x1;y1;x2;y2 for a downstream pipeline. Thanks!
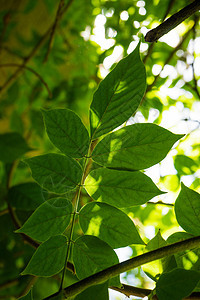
90;43;146;139
84;168;164;207
79;202;144;248
92;123;184;170
175;183;200;235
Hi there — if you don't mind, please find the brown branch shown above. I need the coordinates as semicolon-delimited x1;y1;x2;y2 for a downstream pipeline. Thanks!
43;235;200;299
110;283;200;299
147;200;174;207
0;0;74;99
145;0;200;42
43;0;65;63
0;64;52;98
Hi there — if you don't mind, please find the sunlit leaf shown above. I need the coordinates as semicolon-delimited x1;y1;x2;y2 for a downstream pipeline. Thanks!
22;235;67;276
84;168;164;207
79;202;144;248
90;43;146;139
175;183;200;235
42;109;89;158
16;198;72;242
25;153;82;194
92;123;184;170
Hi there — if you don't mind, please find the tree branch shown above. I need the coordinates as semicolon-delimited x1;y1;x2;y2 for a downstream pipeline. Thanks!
0;64;52;98
145;0;200;42
43;0;65;63
43;235;200;299
0;0;74;99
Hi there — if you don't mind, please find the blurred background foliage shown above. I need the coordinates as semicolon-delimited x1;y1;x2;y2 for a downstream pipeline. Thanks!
0;0;199;299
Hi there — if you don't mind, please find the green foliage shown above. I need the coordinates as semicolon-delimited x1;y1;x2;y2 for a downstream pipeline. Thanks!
85;168;164;207
79;202;144;248
25;153;82;194
22;235;68;277
175;183;200;235
156;269;200;300
1;1;200;299
16;198;72;242
90;43;146;139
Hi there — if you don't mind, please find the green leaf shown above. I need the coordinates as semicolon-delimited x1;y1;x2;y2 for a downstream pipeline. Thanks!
16;198;72;242
22;235;67;276
175;183;200;235
8;182;45;211
143;231;177;280
84;168;164;208
18;289;33;300
25;153;82;194
73;235;120;286
156;268;200;300
92;123;184;170
74;282;109;300
0;132;30;163
79;202;144;248
90;43;146;139
42;109;89;158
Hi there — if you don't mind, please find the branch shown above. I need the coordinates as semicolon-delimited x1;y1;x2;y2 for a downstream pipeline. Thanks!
145;0;200;42
0;0;74;99
0;64;52;98
110;283;200;299
43;235;200;299
43;0;65;63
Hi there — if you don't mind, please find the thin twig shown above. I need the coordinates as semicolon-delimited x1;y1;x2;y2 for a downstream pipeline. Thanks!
147;200;174;207
43;0;65;63
0;64;52;98
145;0;200;42
0;0;74;99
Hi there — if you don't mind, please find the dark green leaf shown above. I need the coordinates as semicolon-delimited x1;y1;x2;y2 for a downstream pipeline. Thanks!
42;109;89;158
79;202;144;248
25;153;82;194
84;168;164;207
156;268;200;300
21;235;67;276
0;132;30;163
90;43;146;139
92;123;184;170
175;183;200;235
74;282;109;300
8;182;45;211
73;235;120;286
16;198;72;242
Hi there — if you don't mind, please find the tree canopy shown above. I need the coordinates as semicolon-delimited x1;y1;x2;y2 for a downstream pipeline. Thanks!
0;1;200;300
